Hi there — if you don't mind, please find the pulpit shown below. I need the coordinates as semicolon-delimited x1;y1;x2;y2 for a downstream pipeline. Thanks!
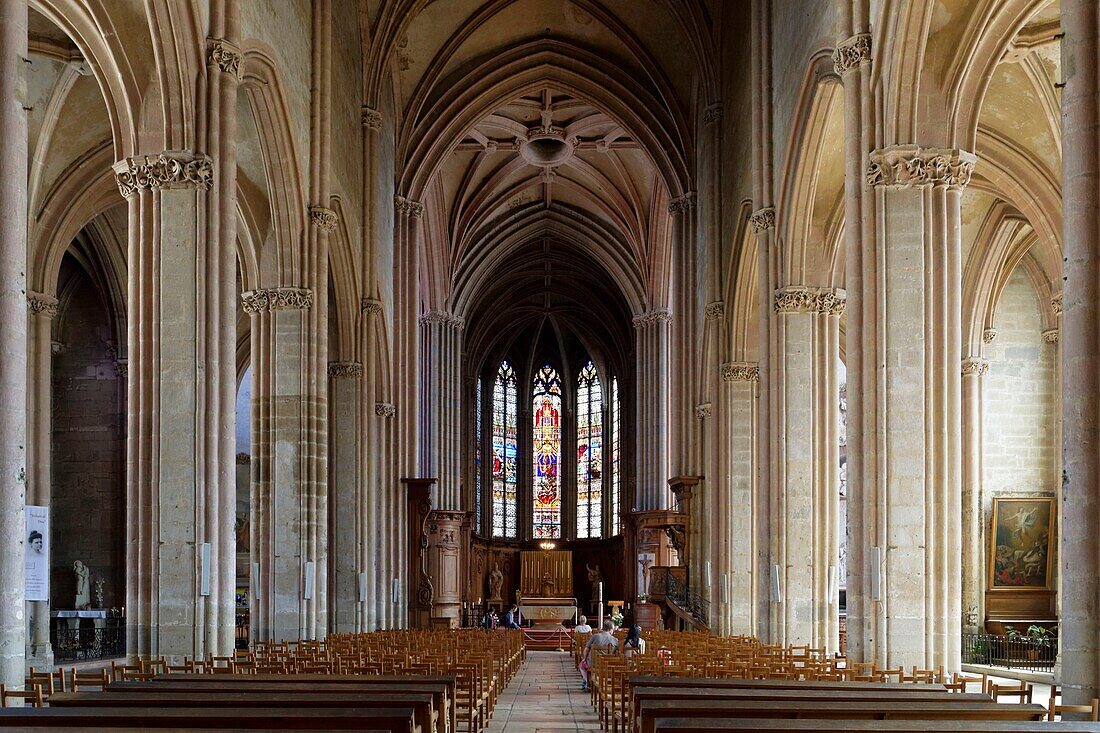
517;550;577;628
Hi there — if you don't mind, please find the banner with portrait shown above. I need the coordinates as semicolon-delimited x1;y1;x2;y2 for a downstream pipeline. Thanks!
24;505;49;601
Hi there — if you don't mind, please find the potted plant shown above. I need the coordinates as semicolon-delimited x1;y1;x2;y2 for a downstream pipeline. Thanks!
1026;624;1054;662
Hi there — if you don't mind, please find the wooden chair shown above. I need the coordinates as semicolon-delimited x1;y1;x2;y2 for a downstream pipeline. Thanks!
70;667;110;691
989;679;1032;703
0;682;44;707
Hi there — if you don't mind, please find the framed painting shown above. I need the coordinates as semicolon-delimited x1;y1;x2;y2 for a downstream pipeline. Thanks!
988;497;1054;590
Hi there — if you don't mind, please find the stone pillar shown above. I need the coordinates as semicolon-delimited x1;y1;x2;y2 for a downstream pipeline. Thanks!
420;311;464;511
25;293;57;667
633;309;671;510
669;193;700;487
117;151;239;662
203;6;242;656
0;0;28;692
328;360;362;632
1060;0;1100;705
771;287;843;651
846;146;971;670
715;362;760;636
245;286;322;642
960;357;988;633
393;196;423;628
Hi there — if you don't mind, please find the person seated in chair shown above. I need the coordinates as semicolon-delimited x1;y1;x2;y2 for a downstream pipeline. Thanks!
573;615;593;633
502;605;521;629
579;619;618;690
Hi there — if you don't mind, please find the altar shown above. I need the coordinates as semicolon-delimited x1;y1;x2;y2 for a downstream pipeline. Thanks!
517;549;577;628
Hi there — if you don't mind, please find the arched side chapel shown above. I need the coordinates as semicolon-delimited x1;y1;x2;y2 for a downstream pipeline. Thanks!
0;0;1097;708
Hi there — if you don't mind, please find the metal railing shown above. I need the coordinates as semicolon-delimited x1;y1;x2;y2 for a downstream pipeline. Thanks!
664;570;710;628
51;617;126;662
963;631;1057;671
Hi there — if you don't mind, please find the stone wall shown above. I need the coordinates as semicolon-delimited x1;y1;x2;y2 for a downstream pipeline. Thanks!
982;268;1058;500
51;260;125;610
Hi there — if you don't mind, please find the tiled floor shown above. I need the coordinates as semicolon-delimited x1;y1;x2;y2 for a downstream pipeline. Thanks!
485;650;601;732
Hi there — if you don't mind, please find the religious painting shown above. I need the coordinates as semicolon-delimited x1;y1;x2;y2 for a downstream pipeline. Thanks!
988;497;1054;590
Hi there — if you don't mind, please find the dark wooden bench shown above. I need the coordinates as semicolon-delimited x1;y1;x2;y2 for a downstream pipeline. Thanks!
651;719;1100;733
0;706;419;731
50;690;436;733
628;675;951;692
140;673;456;733
0;728;390;733
635;699;1048;733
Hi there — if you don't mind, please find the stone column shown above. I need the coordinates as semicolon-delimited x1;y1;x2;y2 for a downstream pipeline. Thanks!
328;360;361;632
0;0;28;692
716;362;760;636
393;195;424;628
419;310;464;511
1060;0;1100;705
771;287;843;650
118;151;240;662
669;193;700;490
960;357;988;633
25;293;57;667
245;286;321;642
203;6;242;656
846;146;971;670
633;309;671;510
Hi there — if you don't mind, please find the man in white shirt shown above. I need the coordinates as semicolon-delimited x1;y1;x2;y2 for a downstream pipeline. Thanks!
573;615;593;633
579;619;618;690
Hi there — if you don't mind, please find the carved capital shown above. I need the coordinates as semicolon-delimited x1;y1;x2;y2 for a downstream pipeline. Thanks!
815;289;846;315
961;357;990;376
394;195;425;218
694;403;712;419
1042;328;1059;344
632;308;673;329
668;192;696;215
418;309;446;327
375;401;396;418
703;102;723;126
722;361;760;382
328;361;363;378
113;151;213;198
750;207;775;233
775;286;845;314
833;33;871;75
446;313;465;329
1051;293;1063;316
704;301;724;321
114;360;127;378
206;37;242;78
866;146;976;189
309;205;338;231
982;328;997;344
241;287;314;314
361;298;383;318
362;106;382;130
236;452;251;465
26;291;59;318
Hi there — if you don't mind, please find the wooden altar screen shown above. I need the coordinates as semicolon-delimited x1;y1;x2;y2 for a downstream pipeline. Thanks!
520;550;572;597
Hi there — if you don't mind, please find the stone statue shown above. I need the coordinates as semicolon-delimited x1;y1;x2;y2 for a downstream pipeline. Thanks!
488;563;503;601
73;560;90;609
94;578;105;609
586;563;602;604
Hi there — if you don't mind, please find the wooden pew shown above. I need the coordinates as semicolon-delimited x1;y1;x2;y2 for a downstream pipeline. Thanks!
0;706;419;731
650;720;1100;733
141;673;456;733
0;729;392;733
634;699;1048;733
628;675;951;692
49;690;436;733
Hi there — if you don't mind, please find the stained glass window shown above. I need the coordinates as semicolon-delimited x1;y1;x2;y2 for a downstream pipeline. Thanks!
611;377;621;536
492;362;518;538
532;365;562;539
475;377;482;533
576;362;603;538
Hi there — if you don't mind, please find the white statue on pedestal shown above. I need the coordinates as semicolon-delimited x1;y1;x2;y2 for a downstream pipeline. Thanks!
73;560;90;609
